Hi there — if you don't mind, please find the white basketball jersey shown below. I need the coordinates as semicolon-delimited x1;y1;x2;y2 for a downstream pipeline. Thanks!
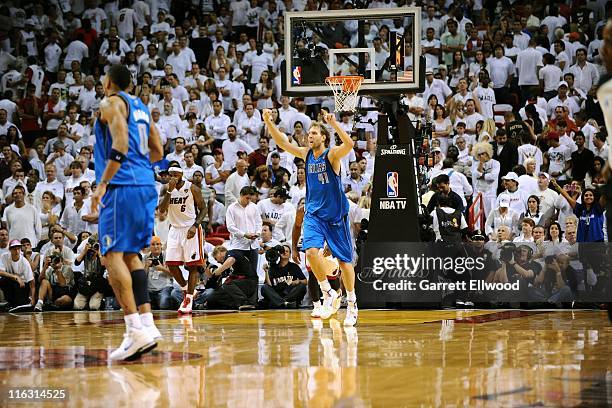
168;180;197;228
117;8;135;40
28;65;45;98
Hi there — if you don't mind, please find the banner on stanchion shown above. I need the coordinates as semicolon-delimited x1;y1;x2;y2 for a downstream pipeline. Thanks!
356;242;612;308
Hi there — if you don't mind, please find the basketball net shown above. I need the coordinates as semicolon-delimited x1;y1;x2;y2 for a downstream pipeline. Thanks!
325;76;364;113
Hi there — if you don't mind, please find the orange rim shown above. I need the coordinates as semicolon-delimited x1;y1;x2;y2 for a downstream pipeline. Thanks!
325;75;364;92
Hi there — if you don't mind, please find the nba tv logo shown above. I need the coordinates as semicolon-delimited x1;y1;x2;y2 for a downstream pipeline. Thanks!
387;172;399;198
380;171;406;210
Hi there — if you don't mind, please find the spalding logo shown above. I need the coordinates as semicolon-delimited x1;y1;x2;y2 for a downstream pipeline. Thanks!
380;144;407;156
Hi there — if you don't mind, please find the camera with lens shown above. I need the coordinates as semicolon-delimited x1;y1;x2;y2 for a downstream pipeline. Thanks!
499;243;516;263
150;256;161;267
265;245;285;266
88;235;99;251
51;254;62;265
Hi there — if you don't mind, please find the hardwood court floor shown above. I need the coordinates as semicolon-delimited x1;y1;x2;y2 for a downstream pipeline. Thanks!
0;309;610;407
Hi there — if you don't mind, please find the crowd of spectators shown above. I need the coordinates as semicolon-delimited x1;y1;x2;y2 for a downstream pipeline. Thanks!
0;0;610;310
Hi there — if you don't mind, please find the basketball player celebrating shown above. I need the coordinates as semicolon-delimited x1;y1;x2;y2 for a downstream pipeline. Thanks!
263;109;358;326
91;65;164;360
158;166;208;314
596;18;612;323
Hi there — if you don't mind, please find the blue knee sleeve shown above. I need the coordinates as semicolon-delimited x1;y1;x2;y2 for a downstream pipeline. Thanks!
131;269;150;307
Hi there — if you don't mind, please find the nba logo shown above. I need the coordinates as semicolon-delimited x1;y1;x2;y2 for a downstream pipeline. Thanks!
387;172;399;198
292;66;302;85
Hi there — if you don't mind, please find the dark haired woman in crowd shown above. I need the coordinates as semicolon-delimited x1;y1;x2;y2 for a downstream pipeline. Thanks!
545;221;563;244
554;180;607;289
585;156;606;189
252;165;273;200
520;195;547;226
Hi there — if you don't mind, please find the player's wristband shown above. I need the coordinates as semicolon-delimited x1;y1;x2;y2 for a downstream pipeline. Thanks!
109;149;126;163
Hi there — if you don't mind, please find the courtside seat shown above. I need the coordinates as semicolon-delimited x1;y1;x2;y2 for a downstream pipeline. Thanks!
212;226;230;239
205;237;225;246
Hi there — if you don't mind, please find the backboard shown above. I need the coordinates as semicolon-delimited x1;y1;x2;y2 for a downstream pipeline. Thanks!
283;7;423;97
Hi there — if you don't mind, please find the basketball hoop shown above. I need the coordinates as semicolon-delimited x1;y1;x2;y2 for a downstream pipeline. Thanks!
325;75;364;113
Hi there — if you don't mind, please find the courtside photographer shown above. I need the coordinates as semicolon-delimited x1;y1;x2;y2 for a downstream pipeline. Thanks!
260;244;307;309
71;233;108;311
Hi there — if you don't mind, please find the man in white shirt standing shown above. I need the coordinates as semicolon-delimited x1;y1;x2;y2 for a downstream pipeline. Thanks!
546;81;580;119
225;186;263;287
422;5;442;39
422;27;441;72
489;44;515;104
236;103;262;149
34;164;64;209
167;42;192;83
230;0;250;34
462;99;484;135
278;96;297;127
423;69;452;106
473;71;496;119
183;63;207;92
166;137;187;167
43;88;66;136
215;67;233;111
222;125;254;168
248;43;273;92
2;186;41;247
512;20;530;50
568;48;600;95
63;34;89;70
225;160;251;210
516;38;543;103
181;151;204;181
43;32;62;79
530;172;559;215
169;74;189;110
205;100;232;148
45;141;73;184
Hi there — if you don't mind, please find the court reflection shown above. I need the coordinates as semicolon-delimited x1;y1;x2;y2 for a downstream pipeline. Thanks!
0;311;609;407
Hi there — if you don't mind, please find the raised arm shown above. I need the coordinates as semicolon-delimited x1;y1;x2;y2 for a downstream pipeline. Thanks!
262;109;308;160
550;179;577;209
158;177;177;214
326;113;355;167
